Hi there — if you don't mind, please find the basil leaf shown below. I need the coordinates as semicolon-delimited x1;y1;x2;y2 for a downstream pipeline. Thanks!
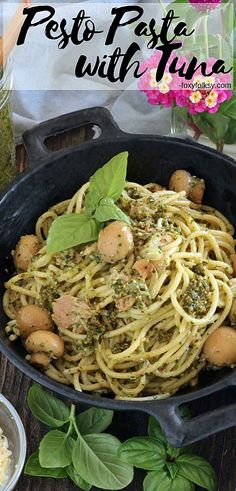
118;436;166;470
24;451;67;478
77;407;113;435
39;430;74;468
66;464;91;490
72;433;133;490
148;416;167;446
143;471;195;491
46;213;101;254
166;462;179;480
177;454;217;491
27;384;70;428
94;197;131;225
85;187;102;215
86;151;128;212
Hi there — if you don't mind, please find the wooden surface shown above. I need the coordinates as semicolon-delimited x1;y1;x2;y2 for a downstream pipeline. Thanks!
1;129;236;491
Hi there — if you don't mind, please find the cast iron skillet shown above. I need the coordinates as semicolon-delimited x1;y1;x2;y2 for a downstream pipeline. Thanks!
1;107;236;447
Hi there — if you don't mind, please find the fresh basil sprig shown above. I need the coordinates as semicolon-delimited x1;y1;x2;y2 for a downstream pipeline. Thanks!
46;151;130;255
118;413;217;491
24;384;133;490
25;384;217;491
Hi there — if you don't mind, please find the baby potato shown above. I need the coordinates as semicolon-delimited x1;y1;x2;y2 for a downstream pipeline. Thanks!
14;234;39;271
25;330;64;359
203;326;236;365
169;170;205;204
30;352;51;368
98;221;134;263
169;170;192;195
16;304;53;339
189;178;205;205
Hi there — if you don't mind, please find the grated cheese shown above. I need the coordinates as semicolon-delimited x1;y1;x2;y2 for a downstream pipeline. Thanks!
0;427;12;487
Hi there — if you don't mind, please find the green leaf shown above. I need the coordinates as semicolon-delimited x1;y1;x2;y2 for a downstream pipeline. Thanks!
148;416;167;446
166;462;179;480
72;433;133;490
24;451;67;478
66;464;91;490
86;151;128;212
224;118;236;144
39;430;74;468
85;187;102;215
46;213;101;254
94;197;131;225
192;113;229;144
177;454;217;491
220;93;236;120
220;93;236;114
143;471;195;491
77;407;113;435
118;436;166;470
27;384;70;428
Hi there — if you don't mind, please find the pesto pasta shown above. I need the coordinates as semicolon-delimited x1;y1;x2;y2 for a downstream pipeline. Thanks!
3;177;236;400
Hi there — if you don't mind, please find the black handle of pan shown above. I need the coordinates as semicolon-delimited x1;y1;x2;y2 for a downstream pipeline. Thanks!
137;374;236;446
22;107;124;167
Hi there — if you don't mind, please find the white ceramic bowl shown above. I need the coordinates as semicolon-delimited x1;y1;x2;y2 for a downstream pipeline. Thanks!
0;394;26;491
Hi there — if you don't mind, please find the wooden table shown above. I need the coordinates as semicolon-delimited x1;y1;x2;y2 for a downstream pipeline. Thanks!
1;131;236;491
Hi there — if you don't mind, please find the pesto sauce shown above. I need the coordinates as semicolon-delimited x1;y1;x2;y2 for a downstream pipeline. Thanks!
0;99;16;190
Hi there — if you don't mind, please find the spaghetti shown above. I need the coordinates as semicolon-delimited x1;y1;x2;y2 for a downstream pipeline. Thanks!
3;177;236;399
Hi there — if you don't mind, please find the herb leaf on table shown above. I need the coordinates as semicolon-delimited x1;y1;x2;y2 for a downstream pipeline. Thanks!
66;464;92;490
76;406;113;434
72;433;134;490
119;412;217;491
39;430;75;468
27;384;70;427
25;384;217;491
118;436;166;470
24;451;67;478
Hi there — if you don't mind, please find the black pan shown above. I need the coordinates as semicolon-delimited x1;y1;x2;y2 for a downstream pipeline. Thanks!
1;107;236;447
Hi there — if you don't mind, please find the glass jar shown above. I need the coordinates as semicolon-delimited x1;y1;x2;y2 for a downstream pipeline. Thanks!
0;59;16;191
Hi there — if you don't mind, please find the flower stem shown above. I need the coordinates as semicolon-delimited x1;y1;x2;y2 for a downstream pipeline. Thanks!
203;15;209;59
218;34;222;59
217;138;224;153
158;0;167;16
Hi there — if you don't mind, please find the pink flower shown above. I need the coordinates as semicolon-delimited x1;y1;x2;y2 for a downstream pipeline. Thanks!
189;0;221;13
139;53;233;115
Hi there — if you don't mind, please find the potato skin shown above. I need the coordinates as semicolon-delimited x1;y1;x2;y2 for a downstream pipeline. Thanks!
25;330;64;359
98;221;134;263
203;326;236;365
30;352;51;368
16;305;53;339
189;179;205;205
169;170;192;195
14;235;39;271
169;170;205;204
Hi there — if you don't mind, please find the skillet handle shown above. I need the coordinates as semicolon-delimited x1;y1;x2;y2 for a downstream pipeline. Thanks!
140;376;236;447
22;107;123;167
